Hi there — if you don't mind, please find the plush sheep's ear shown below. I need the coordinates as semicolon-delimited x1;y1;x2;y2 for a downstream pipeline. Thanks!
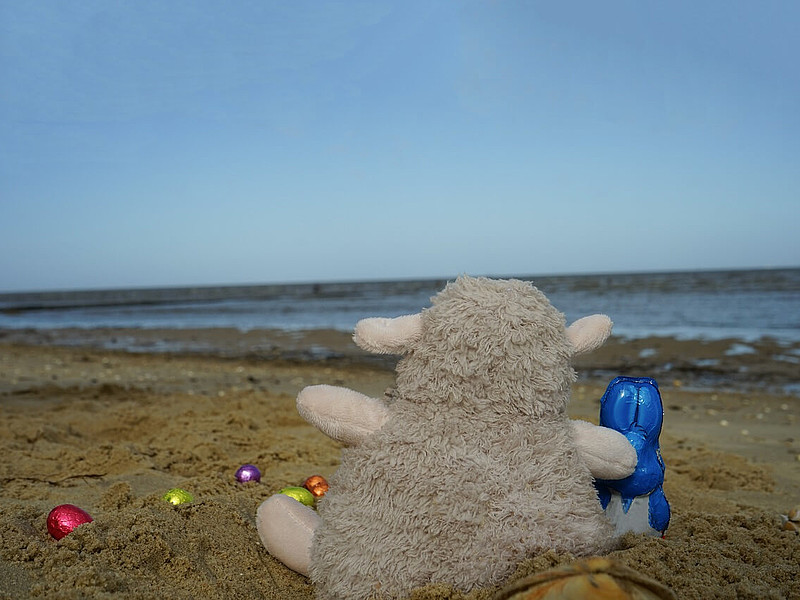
353;314;423;354
566;314;612;355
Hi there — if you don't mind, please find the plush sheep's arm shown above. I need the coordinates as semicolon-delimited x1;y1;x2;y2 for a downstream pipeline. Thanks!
570;420;637;480
353;314;423;354
296;384;389;446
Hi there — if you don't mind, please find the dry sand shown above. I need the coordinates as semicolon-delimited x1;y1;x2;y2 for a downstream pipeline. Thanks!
0;331;798;599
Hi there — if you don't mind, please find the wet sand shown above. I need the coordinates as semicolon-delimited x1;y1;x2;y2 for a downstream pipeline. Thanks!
0;330;798;599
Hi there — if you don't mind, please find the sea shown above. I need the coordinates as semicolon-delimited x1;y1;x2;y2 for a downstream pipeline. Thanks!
1;268;799;344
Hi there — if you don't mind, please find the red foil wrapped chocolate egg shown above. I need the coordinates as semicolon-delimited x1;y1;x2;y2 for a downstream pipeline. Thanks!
47;504;94;540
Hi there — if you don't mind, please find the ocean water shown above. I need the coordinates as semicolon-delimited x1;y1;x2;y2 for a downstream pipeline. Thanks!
1;268;799;343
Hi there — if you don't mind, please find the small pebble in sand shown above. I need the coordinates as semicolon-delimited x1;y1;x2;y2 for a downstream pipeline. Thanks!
788;505;800;522
781;520;799;533
719;420;729;427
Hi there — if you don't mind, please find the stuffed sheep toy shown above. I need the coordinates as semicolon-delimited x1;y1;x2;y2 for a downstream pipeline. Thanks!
257;276;638;599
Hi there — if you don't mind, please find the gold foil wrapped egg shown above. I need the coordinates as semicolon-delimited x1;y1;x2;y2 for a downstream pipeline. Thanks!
278;486;315;506
303;475;330;498
493;558;676;600
163;488;194;506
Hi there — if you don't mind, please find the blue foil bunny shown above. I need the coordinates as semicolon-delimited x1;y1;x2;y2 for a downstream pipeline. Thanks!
595;376;671;537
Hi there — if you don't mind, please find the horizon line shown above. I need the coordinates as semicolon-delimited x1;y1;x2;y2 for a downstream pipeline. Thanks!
1;264;798;296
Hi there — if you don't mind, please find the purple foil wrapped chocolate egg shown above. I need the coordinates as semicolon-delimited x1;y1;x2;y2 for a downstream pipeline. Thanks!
235;464;261;483
47;504;94;540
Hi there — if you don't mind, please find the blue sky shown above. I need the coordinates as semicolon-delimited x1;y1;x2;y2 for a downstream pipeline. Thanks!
1;1;798;292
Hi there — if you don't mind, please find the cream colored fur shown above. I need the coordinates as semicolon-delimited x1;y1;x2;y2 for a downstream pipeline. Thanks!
257;276;636;599
256;494;320;575
565;314;613;355
297;385;390;446
353;314;423;354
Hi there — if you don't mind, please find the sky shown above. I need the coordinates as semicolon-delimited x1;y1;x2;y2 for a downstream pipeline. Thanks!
1;1;798;292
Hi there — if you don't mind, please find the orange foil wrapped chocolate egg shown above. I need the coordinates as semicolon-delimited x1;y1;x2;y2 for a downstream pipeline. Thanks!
303;475;330;498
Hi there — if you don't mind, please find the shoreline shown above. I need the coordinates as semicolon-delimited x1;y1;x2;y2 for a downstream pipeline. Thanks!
1;338;799;598
2;326;798;396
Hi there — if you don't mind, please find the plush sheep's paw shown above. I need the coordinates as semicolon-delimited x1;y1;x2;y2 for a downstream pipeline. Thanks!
297;384;389;446
571;420;637;480
256;493;321;576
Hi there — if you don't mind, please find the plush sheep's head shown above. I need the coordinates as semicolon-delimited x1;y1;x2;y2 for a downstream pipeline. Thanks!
353;276;611;416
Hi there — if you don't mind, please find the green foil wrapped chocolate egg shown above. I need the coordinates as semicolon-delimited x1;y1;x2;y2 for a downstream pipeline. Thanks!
163;488;194;505
278;486;315;506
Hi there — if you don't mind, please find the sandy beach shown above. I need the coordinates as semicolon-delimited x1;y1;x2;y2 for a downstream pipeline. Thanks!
1;329;798;599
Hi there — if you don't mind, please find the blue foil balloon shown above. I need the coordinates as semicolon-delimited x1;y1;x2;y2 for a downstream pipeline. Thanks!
595;376;670;536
